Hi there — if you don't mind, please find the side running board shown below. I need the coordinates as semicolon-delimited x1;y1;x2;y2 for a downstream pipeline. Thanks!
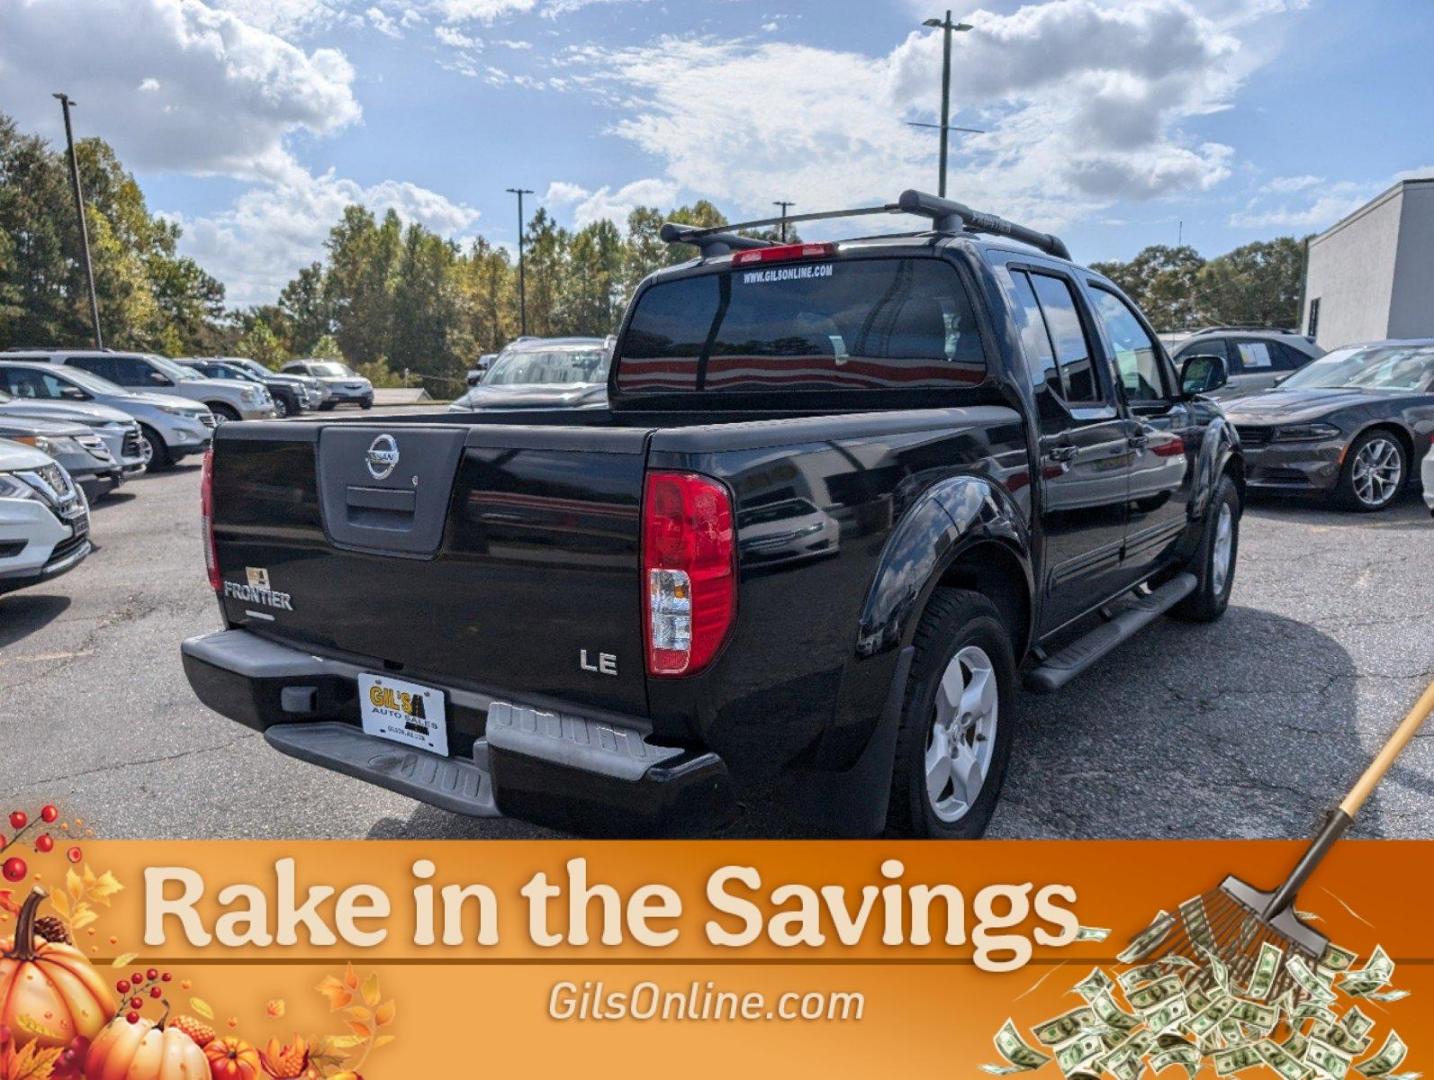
1024;573;1198;694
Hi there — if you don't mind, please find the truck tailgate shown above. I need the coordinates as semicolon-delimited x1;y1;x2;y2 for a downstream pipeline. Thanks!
211;421;652;717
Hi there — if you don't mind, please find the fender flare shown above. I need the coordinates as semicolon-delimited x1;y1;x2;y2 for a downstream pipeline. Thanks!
1192;414;1242;519
854;474;1033;660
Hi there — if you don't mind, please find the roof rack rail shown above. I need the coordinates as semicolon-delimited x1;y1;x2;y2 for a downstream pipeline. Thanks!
659;189;1070;261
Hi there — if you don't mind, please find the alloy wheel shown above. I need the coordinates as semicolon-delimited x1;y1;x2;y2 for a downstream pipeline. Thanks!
924;645;999;823
1352;436;1402;507
1211;501;1234;595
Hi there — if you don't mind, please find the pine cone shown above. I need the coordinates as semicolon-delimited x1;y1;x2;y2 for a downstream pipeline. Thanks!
34;915;70;944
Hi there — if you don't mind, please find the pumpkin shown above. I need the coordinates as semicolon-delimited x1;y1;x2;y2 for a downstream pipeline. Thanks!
204;1036;262;1080
0;887;115;1051
84;1014;208;1080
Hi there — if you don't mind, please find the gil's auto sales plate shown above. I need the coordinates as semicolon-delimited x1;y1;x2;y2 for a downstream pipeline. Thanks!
358;672;449;757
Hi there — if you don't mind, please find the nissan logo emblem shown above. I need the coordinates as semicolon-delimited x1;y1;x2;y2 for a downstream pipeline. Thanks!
365;434;400;480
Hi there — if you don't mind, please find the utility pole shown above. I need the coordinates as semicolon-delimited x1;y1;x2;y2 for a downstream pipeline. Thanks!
773;200;795;241
506;187;534;336
53;93;103;349
919;12;974;197
1177;219;1183;246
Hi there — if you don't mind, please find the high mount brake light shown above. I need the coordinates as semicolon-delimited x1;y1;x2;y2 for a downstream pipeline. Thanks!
201;447;220;591
731;242;837;266
641;471;736;676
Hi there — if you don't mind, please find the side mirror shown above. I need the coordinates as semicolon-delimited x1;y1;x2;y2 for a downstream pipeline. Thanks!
1180;354;1228;396
60;386;90;401
465;370;482;387
148;371;173;387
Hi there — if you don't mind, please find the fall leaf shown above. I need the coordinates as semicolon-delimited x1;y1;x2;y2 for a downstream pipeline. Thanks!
1;1041;64;1080
373;1034;396;1049
190;997;215;1020
359;973;380;1008
315;975;353;1011
344;1021;371;1040
111;952;138;968
343;963;359;990
266;999;286;1019
342;1007;371;1025
373;1000;395;1027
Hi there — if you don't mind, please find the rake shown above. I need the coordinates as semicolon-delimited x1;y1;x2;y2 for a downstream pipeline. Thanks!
1135;678;1434;1002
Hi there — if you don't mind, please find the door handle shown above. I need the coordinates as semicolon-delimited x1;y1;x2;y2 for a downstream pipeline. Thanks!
1127;432;1149;449
1046;444;1078;464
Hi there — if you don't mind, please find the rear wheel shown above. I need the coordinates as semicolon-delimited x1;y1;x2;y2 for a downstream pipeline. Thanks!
272;395;290;418
1336;429;1406;512
318;401;336;412
886;590;1016;839
209;403;241;424
138;425;171;471
1170;472;1240;622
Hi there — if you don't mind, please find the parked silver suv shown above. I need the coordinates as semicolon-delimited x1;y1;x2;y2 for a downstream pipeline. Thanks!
1170;328;1323;400
4;349;276;422
0;360;213;469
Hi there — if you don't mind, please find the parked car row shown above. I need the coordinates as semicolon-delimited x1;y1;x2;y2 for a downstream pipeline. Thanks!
0;347;375;596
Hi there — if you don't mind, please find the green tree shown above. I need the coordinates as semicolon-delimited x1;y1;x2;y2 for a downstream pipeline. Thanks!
235;318;287;369
391;224;463;385
278;262;333;355
1195;237;1308;329
325;206;402;365
563;219;625;335
521;208;569;337
1091;244;1205;331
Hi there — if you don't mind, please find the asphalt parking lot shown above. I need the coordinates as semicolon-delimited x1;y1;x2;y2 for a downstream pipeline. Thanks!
2;456;1431;841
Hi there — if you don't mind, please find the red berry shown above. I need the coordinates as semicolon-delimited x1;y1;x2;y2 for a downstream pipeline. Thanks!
116;980;130;994
129;997;143;1010
40;805;59;824
8;811;25;831
161;972;172;982
1;857;26;882
131;972;143;986
146;968;159;981
126;1012;139;1024
66;846;82;863
35;834;54;853
150;986;162;999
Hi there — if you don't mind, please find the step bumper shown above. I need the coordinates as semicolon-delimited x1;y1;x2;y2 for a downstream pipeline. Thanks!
181;628;735;836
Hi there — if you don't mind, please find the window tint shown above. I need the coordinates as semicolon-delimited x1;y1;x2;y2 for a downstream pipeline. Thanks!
66;356;118;382
1006;270;1061;395
1178;337;1230;365
1089;287;1166;402
1029;273;1100;402
0;367;79;400
106;356;153;387
618;258;986;394
1271;342;1310;372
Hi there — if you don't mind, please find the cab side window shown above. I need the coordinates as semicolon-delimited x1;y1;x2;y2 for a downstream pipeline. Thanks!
66;356;119;383
1005;270;1062;397
1030;273;1102;403
1089;287;1168;403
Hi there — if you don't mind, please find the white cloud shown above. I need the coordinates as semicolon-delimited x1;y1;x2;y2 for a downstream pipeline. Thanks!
367;6;403;37
439;0;535;22
563;0;1288;231
0;0;361;183
544;177;678;227
1261;174;1321;194
207;0;353;36
138;77;161;92
1231;166;1434;231
434;24;480;47
175;171;482;307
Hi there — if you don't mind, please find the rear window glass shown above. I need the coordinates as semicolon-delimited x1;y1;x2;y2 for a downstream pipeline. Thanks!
617;258;985;394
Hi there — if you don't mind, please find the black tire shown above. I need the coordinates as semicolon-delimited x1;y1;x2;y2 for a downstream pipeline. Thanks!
360;399;373;410
210;403;241;423
886;589;1017;839
318;401;336;412
138;425;172;471
1170;472;1240;623
1335;428;1407;512
273;395;290;418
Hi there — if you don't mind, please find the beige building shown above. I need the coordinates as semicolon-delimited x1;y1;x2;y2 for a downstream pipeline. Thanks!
1303;177;1434;348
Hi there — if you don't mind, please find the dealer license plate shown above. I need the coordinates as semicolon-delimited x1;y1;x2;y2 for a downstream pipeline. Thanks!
358;673;449;757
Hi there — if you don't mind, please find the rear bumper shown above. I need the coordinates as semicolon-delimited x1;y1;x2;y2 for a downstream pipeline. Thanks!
179;629;735;836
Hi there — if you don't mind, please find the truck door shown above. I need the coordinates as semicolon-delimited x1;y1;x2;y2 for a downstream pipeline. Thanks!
1001;265;1132;634
1083;283;1195;586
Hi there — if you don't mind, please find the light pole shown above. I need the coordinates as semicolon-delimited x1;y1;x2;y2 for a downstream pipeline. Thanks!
506;186;534;336
773;200;795;241
53;93;103;348
918;11;973;197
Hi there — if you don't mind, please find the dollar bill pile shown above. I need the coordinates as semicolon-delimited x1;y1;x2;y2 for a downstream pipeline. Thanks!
982;906;1416;1080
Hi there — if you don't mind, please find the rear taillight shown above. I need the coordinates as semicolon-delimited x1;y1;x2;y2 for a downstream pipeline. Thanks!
731;242;836;266
642;471;736;676
200;447;220;591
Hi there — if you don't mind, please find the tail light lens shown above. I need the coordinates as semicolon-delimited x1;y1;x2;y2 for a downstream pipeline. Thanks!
642;471;735;676
201;447;221;591
731;242;836;266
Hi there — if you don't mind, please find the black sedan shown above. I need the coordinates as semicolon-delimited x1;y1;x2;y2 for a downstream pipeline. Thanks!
1223;339;1434;511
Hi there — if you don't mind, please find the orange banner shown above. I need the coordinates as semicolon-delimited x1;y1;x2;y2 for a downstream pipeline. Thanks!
1;839;1428;1078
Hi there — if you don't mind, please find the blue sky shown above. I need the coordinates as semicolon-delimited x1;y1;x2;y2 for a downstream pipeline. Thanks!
2;0;1431;306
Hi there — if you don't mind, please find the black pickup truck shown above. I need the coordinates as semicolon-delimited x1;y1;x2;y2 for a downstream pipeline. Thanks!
181;190;1243;839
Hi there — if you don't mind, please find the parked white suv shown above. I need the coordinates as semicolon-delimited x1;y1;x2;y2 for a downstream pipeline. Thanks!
6;350;276;423
0;439;91;595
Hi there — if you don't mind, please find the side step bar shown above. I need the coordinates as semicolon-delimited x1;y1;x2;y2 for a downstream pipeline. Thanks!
1024;573;1197;694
